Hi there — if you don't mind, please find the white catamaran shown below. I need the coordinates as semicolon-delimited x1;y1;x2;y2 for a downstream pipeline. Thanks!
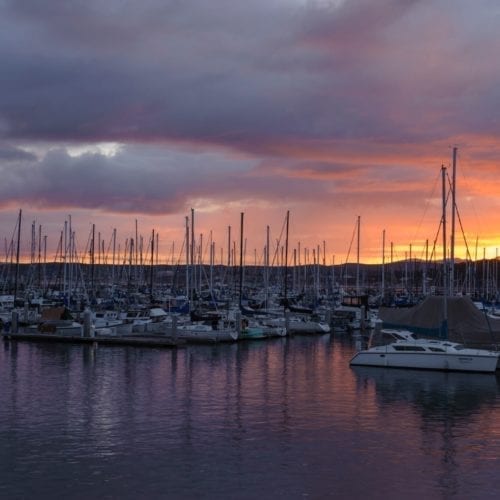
350;329;500;373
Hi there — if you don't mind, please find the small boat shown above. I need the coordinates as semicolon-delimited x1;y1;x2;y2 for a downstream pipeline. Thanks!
263;315;329;334
27;320;84;336
23;306;83;336
238;318;286;340
350;329;500;373
176;323;238;343
239;325;268;340
287;316;330;334
92;310;133;336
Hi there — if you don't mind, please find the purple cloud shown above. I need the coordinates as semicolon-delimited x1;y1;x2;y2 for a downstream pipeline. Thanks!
1;0;499;151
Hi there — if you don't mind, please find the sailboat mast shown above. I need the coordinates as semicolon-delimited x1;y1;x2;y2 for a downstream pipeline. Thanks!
90;223;95;295
185;216;189;306
14;209;22;301
68;215;72;307
239;212;244;308
63;219;67;303
227;225;231;267
381;229;386;299
190;208;195;304
209;230;213;298
112;228;116;284
450;146;457;296
441;165;448;338
284;210;289;310
265;225;270;310
135;219;138;282
150;229;154;300
423;239;428;295
38;224;42;289
356;215;360;295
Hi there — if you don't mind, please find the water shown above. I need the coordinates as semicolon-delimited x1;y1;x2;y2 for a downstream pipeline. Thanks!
1;334;499;499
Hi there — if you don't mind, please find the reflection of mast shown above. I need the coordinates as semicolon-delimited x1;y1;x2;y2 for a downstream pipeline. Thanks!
440;404;459;497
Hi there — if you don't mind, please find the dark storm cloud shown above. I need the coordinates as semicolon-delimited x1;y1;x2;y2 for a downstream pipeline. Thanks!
2;0;499;153
0;0;307;145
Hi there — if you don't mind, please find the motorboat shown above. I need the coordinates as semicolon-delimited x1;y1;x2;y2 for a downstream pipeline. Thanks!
26;320;84;336
238;317;285;339
350;329;500;373
92;310;133;336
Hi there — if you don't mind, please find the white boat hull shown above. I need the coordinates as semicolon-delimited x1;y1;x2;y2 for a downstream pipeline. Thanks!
176;324;238;343
288;321;330;334
350;351;499;373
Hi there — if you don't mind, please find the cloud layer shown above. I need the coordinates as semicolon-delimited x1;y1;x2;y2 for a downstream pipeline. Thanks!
1;0;500;260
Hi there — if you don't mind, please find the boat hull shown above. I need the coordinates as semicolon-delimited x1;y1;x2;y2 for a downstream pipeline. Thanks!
350;351;499;373
176;326;238;343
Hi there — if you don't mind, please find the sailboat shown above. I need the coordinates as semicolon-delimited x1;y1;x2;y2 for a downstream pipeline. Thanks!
351;152;500;373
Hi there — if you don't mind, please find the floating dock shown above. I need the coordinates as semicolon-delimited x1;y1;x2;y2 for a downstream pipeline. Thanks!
2;331;184;348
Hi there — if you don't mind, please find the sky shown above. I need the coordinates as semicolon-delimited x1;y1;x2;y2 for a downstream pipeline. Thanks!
1;0;500;265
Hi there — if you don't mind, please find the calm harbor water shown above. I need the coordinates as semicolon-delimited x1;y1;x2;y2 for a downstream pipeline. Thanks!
1;334;499;499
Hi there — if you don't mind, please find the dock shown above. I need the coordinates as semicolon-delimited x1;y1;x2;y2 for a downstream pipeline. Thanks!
2;331;185;348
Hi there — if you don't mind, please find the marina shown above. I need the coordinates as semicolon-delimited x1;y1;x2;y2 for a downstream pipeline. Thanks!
2;196;499;497
2;154;500;357
0;165;499;500
3;2;500;498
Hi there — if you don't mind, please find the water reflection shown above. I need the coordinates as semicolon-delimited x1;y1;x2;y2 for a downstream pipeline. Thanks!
352;366;499;419
1;337;500;499
351;366;500;498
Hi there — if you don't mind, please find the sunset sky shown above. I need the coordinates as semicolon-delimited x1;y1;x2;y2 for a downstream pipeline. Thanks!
1;0;500;265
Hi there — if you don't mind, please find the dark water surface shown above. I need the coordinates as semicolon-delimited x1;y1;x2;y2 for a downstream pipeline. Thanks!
1;334;499;499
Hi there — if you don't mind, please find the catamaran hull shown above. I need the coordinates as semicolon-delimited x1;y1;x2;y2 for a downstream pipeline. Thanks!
350;352;499;373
